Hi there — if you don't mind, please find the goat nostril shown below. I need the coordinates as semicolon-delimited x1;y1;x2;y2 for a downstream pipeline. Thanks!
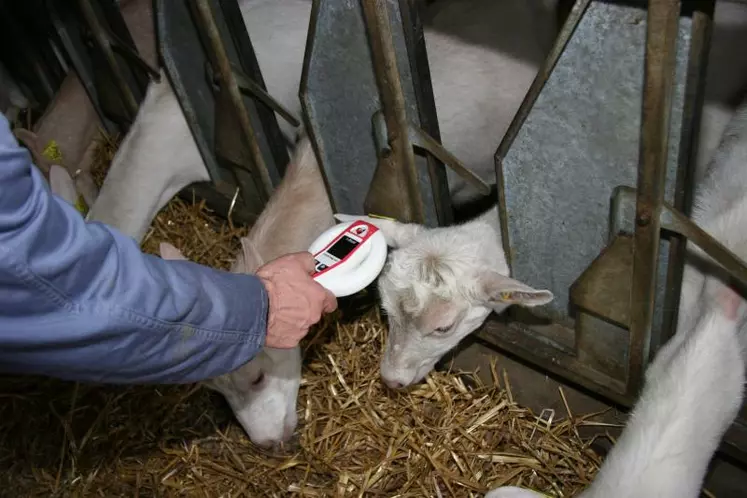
251;372;265;386
253;439;274;449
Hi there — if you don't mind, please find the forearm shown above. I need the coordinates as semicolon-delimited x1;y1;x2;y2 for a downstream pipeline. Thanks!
0;115;267;384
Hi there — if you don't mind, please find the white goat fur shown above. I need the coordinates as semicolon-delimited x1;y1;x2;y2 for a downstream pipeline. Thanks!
486;87;747;498
485;289;745;498
160;136;333;447
676;98;747;352
0;61;28;119
85;71;210;243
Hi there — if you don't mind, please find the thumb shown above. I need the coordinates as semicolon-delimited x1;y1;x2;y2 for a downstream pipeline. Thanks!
322;288;338;313
291;251;316;273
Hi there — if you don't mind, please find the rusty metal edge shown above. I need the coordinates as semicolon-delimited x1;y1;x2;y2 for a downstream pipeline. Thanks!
398;0;453;226
192;0;273;205
494;0;592;273
626;0;682;396
360;0;424;223
299;0;339;215
657;0;715;359
154;0;222;186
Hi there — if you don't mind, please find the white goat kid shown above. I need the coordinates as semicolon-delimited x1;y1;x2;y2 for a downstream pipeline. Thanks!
159;136;332;448
485;286;746;498
336;207;553;389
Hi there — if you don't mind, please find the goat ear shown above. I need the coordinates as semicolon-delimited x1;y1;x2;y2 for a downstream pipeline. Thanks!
480;272;553;308
74;171;99;208
334;213;424;248
235;237;263;274
159;242;188;261
49;165;78;207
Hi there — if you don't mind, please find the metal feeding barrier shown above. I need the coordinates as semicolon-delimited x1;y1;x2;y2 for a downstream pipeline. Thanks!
469;0;747;461
5;0;747;464
9;0;295;224
301;0;490;227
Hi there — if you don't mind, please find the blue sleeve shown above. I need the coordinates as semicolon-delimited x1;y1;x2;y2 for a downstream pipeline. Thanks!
0;114;268;384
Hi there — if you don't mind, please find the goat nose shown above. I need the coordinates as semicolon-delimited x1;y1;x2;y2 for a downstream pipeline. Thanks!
382;377;404;390
253;438;276;449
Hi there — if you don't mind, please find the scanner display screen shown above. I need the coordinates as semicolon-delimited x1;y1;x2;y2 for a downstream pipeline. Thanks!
327;235;359;260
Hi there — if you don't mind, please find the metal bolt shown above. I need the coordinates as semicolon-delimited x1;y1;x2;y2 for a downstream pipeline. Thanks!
637;212;651;226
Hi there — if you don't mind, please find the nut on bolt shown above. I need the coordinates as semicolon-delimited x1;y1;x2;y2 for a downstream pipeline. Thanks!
637;212;651;227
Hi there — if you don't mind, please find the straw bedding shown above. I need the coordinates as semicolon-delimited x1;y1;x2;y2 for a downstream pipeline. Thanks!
0;135;607;497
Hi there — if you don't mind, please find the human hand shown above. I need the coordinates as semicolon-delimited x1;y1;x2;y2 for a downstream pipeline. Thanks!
256;252;337;348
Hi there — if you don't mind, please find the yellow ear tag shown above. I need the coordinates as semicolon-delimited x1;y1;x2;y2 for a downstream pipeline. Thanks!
367;213;396;221
74;195;89;216
42;140;63;162
500;291;514;301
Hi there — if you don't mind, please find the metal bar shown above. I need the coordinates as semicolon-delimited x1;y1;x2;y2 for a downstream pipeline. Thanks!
407;124;491;195
661;205;747;289
398;0;452;226
627;0;681;395
610;185;747;292
192;0;274;203
298;0;338;215
230;64;300;127
77;0;140;118
658;0;715;357
361;0;424;223
474;317;631;406
495;0;591;266
108;32;161;81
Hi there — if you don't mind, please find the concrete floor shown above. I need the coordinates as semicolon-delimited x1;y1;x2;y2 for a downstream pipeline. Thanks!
446;337;747;497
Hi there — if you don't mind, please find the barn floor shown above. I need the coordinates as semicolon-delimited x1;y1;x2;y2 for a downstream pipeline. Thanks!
447;333;747;498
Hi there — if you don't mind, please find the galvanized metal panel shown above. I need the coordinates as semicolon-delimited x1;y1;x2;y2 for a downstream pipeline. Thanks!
302;0;444;226
500;1;691;337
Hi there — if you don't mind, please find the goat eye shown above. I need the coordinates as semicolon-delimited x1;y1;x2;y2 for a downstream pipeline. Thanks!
251;372;265;387
433;325;451;335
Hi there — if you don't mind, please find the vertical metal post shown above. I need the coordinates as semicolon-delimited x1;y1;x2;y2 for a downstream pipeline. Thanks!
398;0;453;226
192;0;274;204
659;0;715;357
627;0;681;394
361;0;424;223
